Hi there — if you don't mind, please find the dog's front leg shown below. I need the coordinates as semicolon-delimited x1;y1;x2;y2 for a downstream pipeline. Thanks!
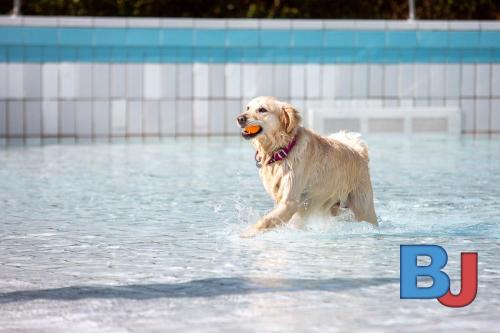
240;201;298;238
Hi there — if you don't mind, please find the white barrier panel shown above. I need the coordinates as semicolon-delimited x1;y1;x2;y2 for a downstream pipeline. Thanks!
308;106;461;135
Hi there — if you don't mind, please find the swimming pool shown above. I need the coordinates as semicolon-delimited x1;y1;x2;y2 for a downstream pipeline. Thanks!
0;135;499;332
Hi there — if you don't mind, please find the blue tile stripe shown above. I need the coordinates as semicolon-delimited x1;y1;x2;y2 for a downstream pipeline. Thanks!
0;26;499;63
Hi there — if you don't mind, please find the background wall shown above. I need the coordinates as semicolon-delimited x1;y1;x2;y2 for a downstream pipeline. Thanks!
0;16;499;139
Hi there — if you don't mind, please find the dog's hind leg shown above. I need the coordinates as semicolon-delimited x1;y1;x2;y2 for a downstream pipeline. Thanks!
330;201;341;216
347;181;378;226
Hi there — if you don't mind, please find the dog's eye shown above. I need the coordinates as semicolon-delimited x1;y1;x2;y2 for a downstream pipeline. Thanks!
257;107;267;113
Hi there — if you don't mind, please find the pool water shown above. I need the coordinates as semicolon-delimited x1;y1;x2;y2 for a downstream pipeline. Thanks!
0;136;499;332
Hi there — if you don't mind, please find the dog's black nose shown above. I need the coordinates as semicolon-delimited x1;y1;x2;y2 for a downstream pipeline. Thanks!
237;114;247;126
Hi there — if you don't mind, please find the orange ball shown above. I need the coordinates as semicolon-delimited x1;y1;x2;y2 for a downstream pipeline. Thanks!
243;125;261;135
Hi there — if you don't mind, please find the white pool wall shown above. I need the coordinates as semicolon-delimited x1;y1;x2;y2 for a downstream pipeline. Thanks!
0;17;499;138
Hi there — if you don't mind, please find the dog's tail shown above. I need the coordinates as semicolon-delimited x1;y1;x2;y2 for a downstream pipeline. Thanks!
329;131;370;162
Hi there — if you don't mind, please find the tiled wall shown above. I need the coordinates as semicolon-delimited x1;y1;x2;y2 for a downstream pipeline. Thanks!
0;16;499;138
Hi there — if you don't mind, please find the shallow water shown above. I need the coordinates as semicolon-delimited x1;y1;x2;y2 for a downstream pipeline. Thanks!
0;136;499;332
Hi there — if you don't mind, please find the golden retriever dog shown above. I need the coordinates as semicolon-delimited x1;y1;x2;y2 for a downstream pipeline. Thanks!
237;96;377;237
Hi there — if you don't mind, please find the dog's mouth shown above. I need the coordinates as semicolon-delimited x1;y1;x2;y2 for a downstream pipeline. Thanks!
241;124;263;140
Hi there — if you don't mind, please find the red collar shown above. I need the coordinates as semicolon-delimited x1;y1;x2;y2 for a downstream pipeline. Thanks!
255;134;298;168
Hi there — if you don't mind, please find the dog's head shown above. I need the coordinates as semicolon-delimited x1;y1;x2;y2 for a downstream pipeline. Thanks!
237;96;301;141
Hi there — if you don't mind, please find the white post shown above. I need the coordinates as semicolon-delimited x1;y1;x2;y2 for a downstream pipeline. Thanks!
408;0;416;21
12;0;21;16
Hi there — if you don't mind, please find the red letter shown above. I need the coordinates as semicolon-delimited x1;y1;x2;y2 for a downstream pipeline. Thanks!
438;252;478;307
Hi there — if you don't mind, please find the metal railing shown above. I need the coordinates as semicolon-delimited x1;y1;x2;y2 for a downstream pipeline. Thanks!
408;0;416;20
12;0;22;16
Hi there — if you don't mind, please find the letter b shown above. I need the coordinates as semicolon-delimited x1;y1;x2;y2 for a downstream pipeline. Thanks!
400;245;450;299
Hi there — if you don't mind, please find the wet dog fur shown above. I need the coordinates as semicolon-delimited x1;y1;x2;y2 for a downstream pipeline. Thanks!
237;96;378;237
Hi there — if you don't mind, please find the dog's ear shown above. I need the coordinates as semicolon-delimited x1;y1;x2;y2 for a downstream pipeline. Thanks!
280;103;301;133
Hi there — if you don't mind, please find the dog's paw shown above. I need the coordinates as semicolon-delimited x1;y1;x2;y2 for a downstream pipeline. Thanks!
239;225;263;238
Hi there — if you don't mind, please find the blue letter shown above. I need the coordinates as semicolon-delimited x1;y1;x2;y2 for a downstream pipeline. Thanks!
400;245;450;299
